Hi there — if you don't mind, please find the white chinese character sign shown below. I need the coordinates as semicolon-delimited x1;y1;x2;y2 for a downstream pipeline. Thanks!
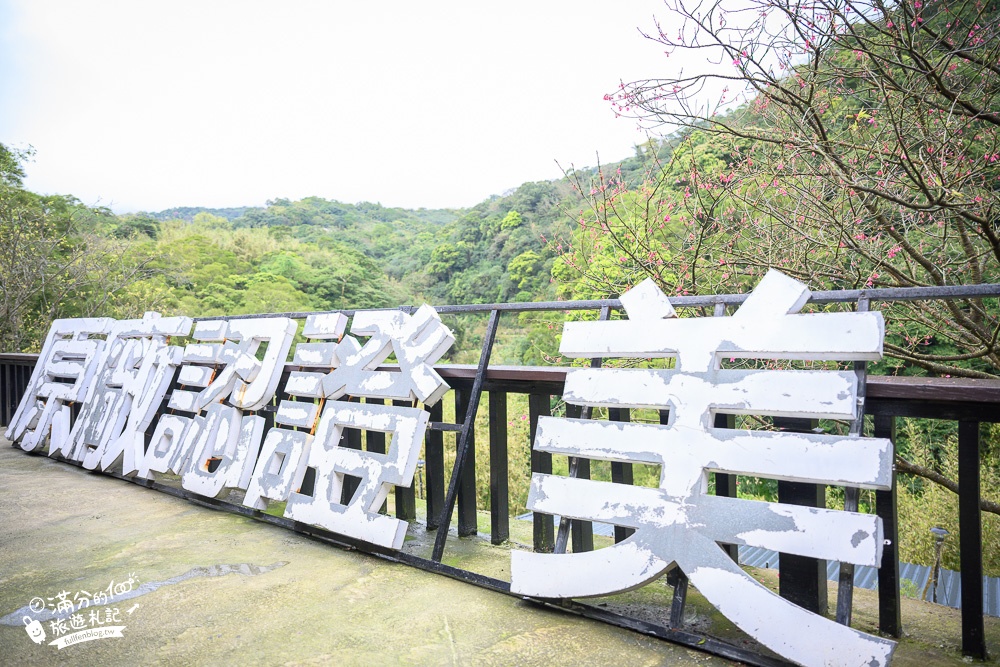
244;305;455;549
286;305;453;549
4;305;454;554
509;271;896;667
3;276;902;665
171;317;297;498
5;313;192;465
6;318;116;453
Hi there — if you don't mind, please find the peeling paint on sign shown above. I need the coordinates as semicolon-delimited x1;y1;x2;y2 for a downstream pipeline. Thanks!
5;318;115;452
321;305;455;404
4;279;898;665
284;401;429;549
509;271;896;667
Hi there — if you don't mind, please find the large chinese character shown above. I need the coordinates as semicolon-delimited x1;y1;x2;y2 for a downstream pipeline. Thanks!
5;318;114;453
135;317;294;497
280;306;454;549
243;312;347;511
509;271;896;667
321;304;455;404
64;312;192;472
173;317;296;497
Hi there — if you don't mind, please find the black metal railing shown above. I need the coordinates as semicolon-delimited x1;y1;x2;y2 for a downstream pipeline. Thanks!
2;283;999;663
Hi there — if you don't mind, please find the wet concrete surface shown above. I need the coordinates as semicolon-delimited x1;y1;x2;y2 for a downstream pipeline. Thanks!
0;441;727;666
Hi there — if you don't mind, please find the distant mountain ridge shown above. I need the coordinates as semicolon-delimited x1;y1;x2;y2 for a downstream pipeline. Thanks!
143;200;462;227
143;206;256;222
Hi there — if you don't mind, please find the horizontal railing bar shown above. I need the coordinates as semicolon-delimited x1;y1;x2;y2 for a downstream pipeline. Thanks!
439;367;1000;405
0;353;40;364
5;354;1000;407
429;422;462;432
187;283;1000;322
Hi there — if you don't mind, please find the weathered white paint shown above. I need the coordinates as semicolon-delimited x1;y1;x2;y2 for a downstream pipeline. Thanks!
284;401;428;549
535;418;892;491
678;538;895;667
181;404;265;497
302;312;348;339
177;364;214;387
275;400;319;429
510;271;897;667
5;318;114;452
69;313;191;472
268;305;452;525
563;368;857;418
284;372;325;398
232;351;262;383
292;342;337;367
166;388;201;413
512;539;670;598
49;404;72;458
237;318;350;510
143;414;193;477
183;342;226;364
243;428;312;510
618;277;677;320
239;315;344;510
188;317;297;412
193;319;228;340
512;526;891;666
321;305;455;405
561;270;884;372
76;383;130;470
6;313;190;466
526;474;883;566
4;285;899;665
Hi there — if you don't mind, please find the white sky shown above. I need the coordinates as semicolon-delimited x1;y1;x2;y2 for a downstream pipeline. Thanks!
0;1;687;213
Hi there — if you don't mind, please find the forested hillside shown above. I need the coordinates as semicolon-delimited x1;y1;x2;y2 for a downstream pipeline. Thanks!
0;142;611;360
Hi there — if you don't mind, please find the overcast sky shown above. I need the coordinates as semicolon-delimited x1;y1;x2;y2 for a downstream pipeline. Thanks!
1;1;688;213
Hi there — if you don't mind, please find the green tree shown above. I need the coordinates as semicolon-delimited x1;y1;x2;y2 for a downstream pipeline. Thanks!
597;0;1000;377
500;210;523;231
507;250;542;289
0;145;152;350
0;143;30;187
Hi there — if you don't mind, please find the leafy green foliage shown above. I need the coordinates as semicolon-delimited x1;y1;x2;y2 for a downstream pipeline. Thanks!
0;144;157;351
594;0;1000;378
0;143;30;188
415;180;580;307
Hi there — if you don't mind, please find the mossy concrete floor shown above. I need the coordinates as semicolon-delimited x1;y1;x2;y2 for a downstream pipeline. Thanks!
0;441;997;666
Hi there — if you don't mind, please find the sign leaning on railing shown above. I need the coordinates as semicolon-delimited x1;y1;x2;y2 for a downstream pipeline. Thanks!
4;270;895;667
510;271;895;666
5;305;455;551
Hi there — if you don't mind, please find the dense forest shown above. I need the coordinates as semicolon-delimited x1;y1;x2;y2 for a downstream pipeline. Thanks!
1;0;997;574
